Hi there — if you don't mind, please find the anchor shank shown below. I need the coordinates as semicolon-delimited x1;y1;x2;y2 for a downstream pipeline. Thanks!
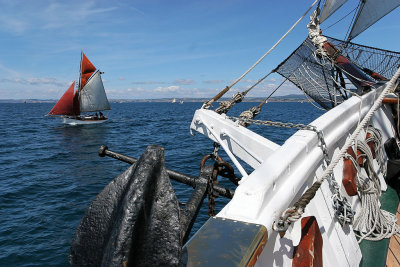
98;145;235;199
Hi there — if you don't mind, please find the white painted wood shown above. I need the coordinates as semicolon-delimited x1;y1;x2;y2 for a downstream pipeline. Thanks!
190;109;280;170
62;117;108;125
190;84;395;266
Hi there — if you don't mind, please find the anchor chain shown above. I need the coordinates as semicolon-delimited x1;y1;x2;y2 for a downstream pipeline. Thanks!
228;116;354;228
316;130;354;226
200;145;239;216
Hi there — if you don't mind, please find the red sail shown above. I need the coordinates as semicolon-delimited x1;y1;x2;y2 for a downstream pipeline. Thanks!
48;82;76;115
80;53;96;90
73;90;80;116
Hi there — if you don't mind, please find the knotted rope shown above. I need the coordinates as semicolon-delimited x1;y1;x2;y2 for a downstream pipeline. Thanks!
352;138;400;242
202;0;321;109
273;65;400;233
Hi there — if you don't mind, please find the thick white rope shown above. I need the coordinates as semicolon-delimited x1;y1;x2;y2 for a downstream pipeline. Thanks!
275;65;400;231
316;66;400;185
203;0;320;108
353;139;400;242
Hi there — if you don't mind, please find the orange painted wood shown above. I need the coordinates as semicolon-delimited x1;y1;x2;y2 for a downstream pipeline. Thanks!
292;216;323;267
343;147;358;196
382;98;399;104
356;149;365;166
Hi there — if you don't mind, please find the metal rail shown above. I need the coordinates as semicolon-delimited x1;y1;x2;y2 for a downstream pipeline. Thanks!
98;145;235;199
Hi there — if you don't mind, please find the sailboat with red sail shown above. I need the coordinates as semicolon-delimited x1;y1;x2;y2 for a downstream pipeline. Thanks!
48;52;111;125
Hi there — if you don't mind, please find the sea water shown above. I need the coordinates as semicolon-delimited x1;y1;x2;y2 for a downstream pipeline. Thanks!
0;101;323;266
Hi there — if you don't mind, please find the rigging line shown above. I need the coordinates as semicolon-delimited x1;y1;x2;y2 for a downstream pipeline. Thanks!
333;68;348;100
260;77;288;106
321;6;358;31
301;89;327;111
78;50;83;91
203;0;321;108
276;64;400;232
298;64;332;102
244;71;273;95
345;0;363;42
334;63;377;88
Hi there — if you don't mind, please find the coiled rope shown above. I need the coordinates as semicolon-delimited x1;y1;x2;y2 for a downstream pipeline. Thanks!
273;65;400;233
352;138;400;242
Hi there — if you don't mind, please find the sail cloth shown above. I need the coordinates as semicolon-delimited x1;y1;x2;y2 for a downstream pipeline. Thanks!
48;82;76;115
80;53;96;90
320;0;348;23
79;70;111;113
348;0;400;40
274;36;400;109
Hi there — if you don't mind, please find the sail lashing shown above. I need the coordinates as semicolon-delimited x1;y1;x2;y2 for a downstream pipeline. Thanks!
320;0;400;40
274;36;400;109
348;0;400;40
272;1;400;109
319;0;348;22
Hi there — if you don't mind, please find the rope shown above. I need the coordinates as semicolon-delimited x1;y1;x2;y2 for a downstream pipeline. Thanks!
321;6;358;32
202;0;320;108
214;71;273;114
367;126;387;175
273;65;400;232
259;77;288;107
352;139;400;242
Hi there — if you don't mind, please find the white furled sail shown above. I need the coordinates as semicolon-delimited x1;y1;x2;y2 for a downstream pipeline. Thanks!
320;0;348;22
348;0;400;40
79;70;111;113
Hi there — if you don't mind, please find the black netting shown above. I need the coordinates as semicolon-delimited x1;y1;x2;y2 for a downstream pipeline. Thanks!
275;36;400;109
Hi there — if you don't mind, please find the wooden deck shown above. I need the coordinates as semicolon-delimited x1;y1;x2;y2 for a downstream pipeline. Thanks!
386;204;400;267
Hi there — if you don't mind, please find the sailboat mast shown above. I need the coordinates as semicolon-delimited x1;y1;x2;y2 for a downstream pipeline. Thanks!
78;51;83;92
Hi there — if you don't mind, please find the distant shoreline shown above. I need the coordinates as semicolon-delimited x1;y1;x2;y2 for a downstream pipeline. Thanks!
0;95;311;104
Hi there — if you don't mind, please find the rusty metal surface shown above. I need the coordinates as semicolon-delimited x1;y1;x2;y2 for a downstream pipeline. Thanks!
99;145;235;199
182;217;267;266
70;145;181;266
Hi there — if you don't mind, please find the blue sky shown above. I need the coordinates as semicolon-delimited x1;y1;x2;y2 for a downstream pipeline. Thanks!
0;0;399;100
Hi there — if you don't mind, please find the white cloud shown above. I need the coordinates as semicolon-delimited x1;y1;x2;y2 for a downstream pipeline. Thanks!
0;16;27;35
0;0;120;35
203;80;224;84
154;86;180;92
132;81;166;85
0;77;67;87
174;79;195;85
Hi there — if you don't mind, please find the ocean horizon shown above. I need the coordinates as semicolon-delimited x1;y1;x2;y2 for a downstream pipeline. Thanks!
0;101;323;266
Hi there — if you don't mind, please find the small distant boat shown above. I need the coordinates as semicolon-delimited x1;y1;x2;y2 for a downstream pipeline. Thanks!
171;98;177;103
179;100;183;104
48;52;111;125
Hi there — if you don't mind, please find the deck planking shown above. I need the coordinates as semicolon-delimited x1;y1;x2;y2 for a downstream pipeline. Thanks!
386;205;400;267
